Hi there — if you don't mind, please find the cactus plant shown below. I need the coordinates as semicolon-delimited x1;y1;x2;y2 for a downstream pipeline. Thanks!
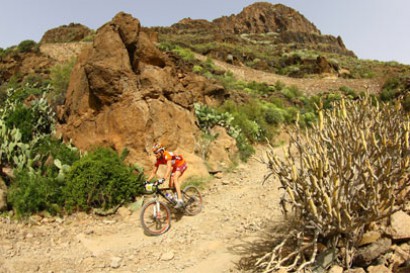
0;87;55;172
259;95;410;272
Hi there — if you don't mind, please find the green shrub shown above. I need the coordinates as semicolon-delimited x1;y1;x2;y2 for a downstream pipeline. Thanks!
264;106;285;125
64;147;142;212
192;65;203;73
22;74;47;87
3;92;55;143
49;58;76;107
299;111;317;127
171;46;195;62
33;136;80;169
339;86;358;98
220;100;272;143
273;80;286;91
4;103;35;142
236;134;255;162
6;84;45;103
281;85;302;100
158;42;177;52
380;88;397;102
8;170;63;217
402;94;410;112
17;40;38;53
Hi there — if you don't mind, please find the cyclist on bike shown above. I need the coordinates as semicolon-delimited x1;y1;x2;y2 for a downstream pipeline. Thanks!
146;143;188;209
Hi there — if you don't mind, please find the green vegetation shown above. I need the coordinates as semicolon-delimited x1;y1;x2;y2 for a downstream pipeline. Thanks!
64;147;143;213
48;57;76;107
17;40;38;53
189;53;370;161
0;83;145;218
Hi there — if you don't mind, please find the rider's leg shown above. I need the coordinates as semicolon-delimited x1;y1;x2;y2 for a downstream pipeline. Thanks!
173;171;183;201
169;176;175;189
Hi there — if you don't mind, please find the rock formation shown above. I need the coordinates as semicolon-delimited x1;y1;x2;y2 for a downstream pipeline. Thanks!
40;23;93;43
56;12;232;175
165;2;355;57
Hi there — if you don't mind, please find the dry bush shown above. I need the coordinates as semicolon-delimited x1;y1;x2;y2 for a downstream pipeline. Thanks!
259;95;410;272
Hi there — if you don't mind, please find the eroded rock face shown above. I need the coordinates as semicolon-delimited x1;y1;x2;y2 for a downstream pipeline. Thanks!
57;12;230;173
0;52;55;83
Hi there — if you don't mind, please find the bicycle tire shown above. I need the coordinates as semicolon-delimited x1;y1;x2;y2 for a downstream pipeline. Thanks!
182;186;203;216
140;200;171;236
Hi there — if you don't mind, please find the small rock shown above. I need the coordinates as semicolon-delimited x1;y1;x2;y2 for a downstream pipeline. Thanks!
29;215;42;225
358;231;381;246
390;211;410;240
328;265;343;273
353;237;391;267
160;251;174;261
214;173;223;179
367;264;391;273
110;257;122;268
103;220;116;225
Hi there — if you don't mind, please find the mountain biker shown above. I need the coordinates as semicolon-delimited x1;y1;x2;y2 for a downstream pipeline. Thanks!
146;143;188;209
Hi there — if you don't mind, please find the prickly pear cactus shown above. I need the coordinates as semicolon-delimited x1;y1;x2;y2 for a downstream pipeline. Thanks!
0;87;54;171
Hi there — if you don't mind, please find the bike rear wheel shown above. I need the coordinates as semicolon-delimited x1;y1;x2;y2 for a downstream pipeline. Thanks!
140;200;171;236
182;186;203;216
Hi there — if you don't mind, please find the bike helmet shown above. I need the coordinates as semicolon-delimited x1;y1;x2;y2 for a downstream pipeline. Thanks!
152;143;164;154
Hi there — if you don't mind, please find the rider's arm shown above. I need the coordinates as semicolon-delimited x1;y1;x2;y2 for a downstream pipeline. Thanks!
147;165;159;181
163;160;172;181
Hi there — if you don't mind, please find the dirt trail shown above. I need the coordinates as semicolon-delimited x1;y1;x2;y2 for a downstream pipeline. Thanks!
0;147;284;273
195;53;382;95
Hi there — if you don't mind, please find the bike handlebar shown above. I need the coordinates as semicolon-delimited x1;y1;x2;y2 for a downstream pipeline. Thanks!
143;179;165;192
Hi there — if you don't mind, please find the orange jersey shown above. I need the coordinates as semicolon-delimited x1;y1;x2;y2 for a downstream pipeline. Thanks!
155;151;185;168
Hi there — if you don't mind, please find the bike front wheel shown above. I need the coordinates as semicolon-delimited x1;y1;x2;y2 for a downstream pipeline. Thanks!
140;200;171;236
182;186;203;216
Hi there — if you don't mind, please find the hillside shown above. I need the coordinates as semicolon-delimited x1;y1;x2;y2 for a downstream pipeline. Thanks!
1;3;410;272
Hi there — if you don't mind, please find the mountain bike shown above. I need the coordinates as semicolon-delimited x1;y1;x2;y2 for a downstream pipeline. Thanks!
140;179;203;236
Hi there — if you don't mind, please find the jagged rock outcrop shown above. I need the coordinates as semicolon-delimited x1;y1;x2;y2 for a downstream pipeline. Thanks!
57;12;232;175
40;23;93;43
214;2;320;34
164;2;355;58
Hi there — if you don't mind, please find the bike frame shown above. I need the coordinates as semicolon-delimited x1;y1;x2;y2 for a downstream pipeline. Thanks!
150;185;176;205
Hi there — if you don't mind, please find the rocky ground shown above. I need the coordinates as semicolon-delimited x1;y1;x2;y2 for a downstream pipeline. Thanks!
0;147;285;273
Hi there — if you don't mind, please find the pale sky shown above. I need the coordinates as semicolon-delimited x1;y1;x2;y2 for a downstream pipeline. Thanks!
1;0;409;65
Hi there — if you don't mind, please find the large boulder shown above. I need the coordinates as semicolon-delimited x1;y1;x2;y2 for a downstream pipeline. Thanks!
57;12;230;176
